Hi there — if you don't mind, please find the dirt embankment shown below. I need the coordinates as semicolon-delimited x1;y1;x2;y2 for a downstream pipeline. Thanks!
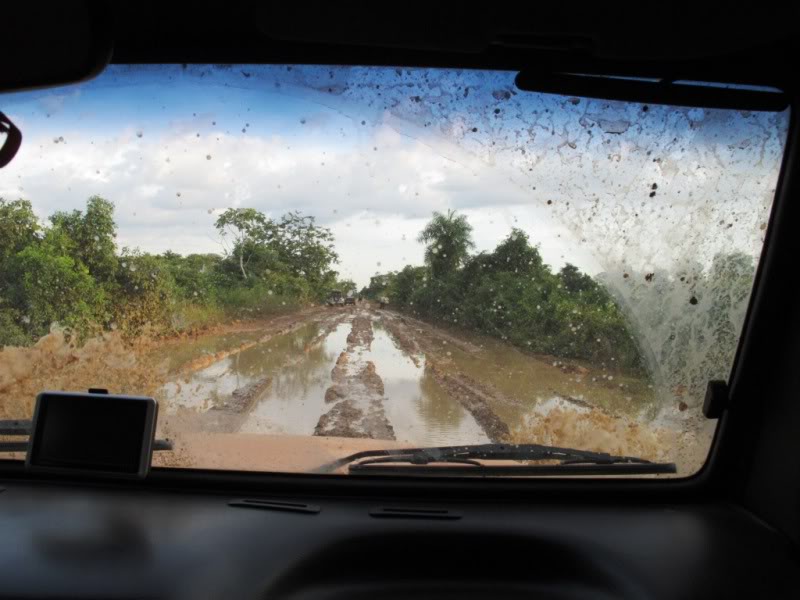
0;328;168;420
314;315;395;440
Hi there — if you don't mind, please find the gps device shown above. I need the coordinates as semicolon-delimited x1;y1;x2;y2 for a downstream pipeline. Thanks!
26;391;158;479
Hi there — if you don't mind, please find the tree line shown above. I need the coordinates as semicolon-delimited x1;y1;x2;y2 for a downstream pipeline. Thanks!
0;197;347;346
360;210;647;372
362;209;757;394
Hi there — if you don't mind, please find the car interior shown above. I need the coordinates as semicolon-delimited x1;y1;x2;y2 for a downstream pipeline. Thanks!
1;3;800;599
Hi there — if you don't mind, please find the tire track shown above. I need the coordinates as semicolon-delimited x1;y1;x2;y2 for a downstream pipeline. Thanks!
379;311;511;442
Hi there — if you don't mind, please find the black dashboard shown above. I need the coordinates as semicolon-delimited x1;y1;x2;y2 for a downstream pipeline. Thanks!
0;478;796;600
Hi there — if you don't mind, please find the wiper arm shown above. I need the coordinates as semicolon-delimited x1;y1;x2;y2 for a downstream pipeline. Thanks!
313;443;676;476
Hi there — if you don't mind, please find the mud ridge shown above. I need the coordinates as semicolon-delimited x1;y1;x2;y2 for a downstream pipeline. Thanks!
210;376;273;413
314;314;394;440
346;316;374;349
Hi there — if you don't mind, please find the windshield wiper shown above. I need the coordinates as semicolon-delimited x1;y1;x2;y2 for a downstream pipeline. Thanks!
313;443;676;476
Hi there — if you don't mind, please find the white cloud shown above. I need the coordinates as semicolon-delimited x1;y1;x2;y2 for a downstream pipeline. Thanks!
4;122;586;286
0;101;786;287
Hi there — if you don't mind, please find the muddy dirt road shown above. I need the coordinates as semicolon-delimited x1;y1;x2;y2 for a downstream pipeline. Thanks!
159;307;490;446
151;305;713;474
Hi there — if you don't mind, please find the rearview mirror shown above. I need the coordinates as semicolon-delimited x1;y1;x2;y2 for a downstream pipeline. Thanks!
0;111;21;168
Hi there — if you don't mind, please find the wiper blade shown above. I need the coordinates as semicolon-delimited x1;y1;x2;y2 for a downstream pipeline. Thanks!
314;443;676;476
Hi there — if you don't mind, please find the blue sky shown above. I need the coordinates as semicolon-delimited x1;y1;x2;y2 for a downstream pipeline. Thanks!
0;65;789;287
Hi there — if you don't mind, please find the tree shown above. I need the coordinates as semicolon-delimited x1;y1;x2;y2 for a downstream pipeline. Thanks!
49;196;118;283
338;279;357;294
0;199;41;313
391;265;427;305
272;211;338;291
0;198;40;264
159;252;222;300
8;236;106;338
214;208;269;280
214;209;339;296
417;209;474;279
492;228;545;276
363;272;397;299
559;263;595;294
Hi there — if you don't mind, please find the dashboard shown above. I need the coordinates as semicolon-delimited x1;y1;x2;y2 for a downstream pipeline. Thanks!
0;478;796;599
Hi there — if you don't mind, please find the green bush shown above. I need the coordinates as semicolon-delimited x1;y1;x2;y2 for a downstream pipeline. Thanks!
0;307;31;347
8;242;107;340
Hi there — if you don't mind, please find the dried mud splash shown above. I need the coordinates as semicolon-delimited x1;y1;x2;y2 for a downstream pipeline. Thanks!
0;327;168;420
314;314;395;440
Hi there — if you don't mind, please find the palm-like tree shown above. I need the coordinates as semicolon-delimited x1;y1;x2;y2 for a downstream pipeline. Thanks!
417;209;474;279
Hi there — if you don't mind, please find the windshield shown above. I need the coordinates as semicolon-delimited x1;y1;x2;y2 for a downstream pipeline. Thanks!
0;65;789;476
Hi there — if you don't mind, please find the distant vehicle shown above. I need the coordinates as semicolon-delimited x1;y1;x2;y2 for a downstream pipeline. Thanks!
379;296;389;309
327;290;344;306
344;290;356;305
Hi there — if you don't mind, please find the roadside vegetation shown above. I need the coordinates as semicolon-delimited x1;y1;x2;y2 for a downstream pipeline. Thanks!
1;197;756;402
362;210;755;380
0;196;348;346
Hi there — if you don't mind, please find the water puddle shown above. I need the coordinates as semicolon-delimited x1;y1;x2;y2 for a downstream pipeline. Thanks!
160;321;344;415
160;313;490;444
239;322;350;435
159;308;657;447
368;322;488;445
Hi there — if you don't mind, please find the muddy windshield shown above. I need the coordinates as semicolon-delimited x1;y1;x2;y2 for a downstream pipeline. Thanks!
0;65;789;476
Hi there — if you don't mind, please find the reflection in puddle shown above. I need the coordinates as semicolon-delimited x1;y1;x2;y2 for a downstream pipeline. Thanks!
369;322;487;445
240;322;350;435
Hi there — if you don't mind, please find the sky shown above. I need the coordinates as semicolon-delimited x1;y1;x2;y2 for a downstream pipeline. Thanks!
0;65;789;287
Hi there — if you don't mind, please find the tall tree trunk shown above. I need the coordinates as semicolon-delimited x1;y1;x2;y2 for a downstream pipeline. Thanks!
239;251;247;279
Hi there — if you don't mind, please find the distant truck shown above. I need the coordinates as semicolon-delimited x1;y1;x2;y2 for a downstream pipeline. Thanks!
326;290;344;306
344;290;356;305
378;296;389;309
